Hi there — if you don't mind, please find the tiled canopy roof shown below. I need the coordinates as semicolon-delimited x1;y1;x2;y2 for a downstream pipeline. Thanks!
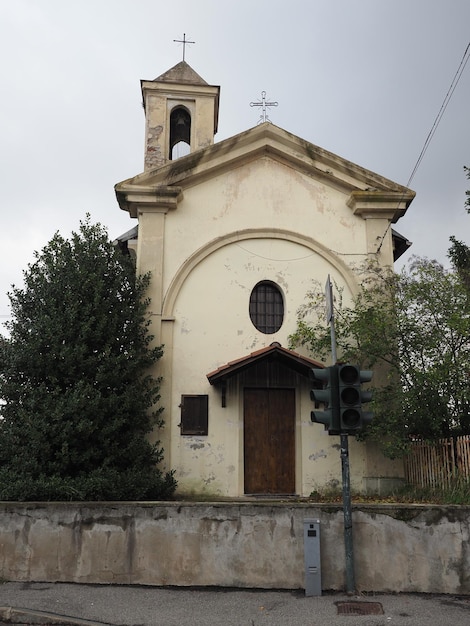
207;342;324;385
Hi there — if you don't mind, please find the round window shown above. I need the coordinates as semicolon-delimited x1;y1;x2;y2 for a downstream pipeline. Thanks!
249;281;284;334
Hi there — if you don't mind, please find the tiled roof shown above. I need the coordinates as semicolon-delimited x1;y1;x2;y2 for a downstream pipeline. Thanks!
207;342;324;384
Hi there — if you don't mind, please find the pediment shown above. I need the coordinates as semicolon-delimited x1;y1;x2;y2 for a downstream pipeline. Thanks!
115;123;415;221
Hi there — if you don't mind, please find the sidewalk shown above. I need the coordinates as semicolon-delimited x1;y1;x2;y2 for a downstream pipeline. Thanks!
1;582;470;626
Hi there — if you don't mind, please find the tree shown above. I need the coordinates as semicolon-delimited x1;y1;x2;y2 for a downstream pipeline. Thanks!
289;254;470;458
465;165;470;214
448;236;470;291
0;217;176;500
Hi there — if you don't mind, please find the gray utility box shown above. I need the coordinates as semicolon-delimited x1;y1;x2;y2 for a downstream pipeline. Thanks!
303;518;322;596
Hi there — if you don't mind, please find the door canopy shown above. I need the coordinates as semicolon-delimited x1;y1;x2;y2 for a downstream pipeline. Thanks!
207;342;324;406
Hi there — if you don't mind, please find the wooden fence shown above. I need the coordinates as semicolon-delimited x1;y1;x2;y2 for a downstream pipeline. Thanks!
404;435;470;490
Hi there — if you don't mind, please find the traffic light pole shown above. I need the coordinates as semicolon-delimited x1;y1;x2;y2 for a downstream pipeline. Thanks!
340;433;355;594
326;276;338;365
326;276;356;595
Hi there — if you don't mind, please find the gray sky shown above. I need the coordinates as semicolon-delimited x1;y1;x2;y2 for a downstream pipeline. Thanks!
1;0;469;326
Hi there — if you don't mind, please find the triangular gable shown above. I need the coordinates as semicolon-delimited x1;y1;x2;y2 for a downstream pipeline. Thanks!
153;60;209;85
207;342;324;385
115;123;415;222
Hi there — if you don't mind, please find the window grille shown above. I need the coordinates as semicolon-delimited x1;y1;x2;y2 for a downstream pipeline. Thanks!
249;281;284;334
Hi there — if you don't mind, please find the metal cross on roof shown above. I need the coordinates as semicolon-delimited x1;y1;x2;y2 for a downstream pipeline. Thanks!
250;91;278;124
173;33;195;62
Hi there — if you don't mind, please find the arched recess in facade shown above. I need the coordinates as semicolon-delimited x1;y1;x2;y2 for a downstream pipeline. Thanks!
161;228;361;319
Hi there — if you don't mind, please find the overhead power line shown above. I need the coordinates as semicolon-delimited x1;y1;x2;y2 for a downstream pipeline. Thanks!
406;41;470;189
377;41;470;254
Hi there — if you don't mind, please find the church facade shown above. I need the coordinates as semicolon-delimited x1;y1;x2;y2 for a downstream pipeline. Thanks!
115;61;415;497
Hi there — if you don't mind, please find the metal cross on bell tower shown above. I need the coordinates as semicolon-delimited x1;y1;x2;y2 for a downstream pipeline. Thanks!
250;91;278;123
173;33;195;62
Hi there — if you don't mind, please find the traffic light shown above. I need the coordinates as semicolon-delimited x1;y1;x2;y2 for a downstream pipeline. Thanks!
337;364;374;433
310;365;340;435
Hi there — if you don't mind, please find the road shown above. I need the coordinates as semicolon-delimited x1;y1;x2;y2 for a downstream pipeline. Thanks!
1;582;470;625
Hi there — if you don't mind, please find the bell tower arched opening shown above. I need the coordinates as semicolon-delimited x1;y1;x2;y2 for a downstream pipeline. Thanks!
169;107;191;160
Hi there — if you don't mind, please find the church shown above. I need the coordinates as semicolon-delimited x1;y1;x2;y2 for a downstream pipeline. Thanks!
114;59;415;498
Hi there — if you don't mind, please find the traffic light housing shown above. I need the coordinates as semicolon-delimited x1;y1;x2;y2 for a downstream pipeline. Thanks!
310;365;340;435
337;364;374;433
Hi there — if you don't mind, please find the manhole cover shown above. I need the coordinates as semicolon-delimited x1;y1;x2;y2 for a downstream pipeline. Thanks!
336;601;384;615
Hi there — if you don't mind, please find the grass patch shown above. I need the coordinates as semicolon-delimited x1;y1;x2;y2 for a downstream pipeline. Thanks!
309;482;470;505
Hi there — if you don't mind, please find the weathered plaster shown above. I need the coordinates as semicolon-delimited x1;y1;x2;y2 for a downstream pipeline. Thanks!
114;66;415;498
1;503;469;594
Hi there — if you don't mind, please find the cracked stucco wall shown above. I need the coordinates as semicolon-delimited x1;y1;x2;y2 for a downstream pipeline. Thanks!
139;153;402;496
0;503;468;594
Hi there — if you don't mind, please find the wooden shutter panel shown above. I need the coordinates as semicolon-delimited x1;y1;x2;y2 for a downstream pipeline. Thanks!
180;395;209;435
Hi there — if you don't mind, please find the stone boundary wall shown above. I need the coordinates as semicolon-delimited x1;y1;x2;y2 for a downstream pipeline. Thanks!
0;502;468;594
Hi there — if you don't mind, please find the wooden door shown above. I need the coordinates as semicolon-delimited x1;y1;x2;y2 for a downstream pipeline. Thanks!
243;388;295;494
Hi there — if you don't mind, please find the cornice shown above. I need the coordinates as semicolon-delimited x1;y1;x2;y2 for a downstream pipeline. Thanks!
115;185;183;218
347;190;416;222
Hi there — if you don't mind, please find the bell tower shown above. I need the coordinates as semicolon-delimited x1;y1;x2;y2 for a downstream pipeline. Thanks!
141;61;220;171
